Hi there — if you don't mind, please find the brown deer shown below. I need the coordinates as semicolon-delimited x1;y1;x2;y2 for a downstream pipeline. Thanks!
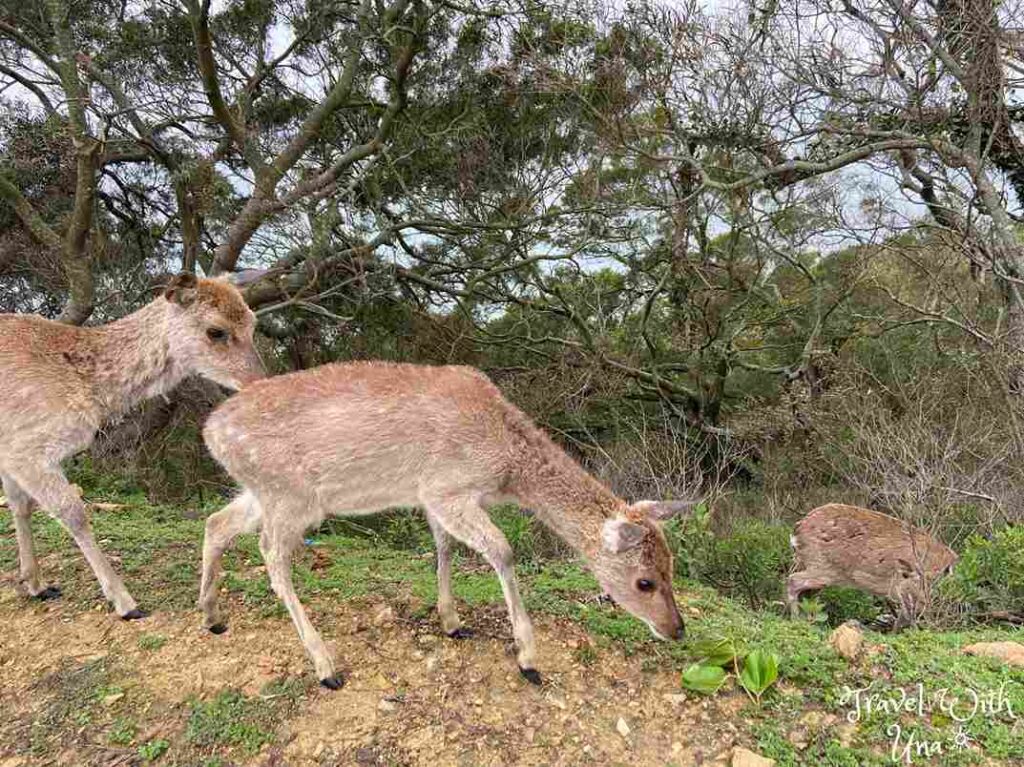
199;362;695;688
786;503;958;629
0;273;264;618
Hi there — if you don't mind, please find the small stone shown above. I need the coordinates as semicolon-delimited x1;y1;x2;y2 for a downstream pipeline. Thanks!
101;692;124;706
378;698;397;713
662;693;688;706
836;723;856;748
731;746;776;767
417;634;438;645
372;606;395;626
425;655;438;671
616;717;631;739
548;694;567;710
828;621;864;661
963;641;1024;667
525;727;536;744
671;742;683;755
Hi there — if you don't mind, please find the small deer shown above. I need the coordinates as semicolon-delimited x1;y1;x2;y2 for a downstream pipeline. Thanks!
199;362;694;688
0;273;264;618
786;503;958;629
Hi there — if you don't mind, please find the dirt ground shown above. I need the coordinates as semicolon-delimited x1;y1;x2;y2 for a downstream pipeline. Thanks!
0;576;750;767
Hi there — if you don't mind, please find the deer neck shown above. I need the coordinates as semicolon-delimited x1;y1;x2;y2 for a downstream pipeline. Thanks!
87;299;184;416
508;446;624;560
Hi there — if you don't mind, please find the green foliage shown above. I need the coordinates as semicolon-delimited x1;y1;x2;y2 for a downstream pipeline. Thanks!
738;649;780;704
138;739;169;761
681;663;727;695
108;717;137;746
689;637;747;667
940;526;1024;614
672;511;792;609
185;690;277;754
137;634;168;652
817;587;884;626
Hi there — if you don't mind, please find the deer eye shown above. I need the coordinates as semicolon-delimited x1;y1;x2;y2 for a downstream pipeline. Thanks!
207;327;229;343
637;579;656;593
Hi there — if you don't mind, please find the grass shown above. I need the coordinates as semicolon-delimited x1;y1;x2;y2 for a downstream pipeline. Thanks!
2;479;1023;765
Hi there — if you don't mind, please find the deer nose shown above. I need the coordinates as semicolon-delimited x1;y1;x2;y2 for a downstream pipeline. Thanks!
672;623;685;640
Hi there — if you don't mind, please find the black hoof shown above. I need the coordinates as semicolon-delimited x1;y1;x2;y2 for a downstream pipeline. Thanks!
446;627;474;640
320;675;345;690
519;667;543;686
208;622;228;635
32;586;62;601
120;608;149;621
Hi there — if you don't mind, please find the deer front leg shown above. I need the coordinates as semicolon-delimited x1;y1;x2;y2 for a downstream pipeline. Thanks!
9;464;142;618
259;523;341;689
199;491;262;634
1;474;59;599
425;494;539;684
426;510;469;638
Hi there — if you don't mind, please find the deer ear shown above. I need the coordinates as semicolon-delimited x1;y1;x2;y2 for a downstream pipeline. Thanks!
602;518;647;553
165;271;198;306
630;498;701;521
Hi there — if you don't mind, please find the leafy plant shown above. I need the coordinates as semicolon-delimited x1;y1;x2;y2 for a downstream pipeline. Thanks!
108;717;137;746
798;597;829;624
672;516;793;609
138;739;169;761
739;649;780;704
940;526;1024;615
690;637;747;667
681;663;727;695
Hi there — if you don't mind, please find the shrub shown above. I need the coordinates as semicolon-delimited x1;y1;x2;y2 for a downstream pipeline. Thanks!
671;508;793;609
940;525;1024;616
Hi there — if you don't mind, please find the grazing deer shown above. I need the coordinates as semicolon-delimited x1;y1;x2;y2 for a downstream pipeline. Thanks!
0;273;264;618
199;362;694;688
786;503;958;629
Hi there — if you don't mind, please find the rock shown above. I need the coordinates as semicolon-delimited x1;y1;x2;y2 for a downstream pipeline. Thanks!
616;717;631;739
378;698;397;713
798;710;836;729
963;641;1024;667
731;746;776;767
836;723;856;748
417;634;438;645
425;655;439;671
828;621;864;660
368;672;391;690
101;692;124;706
547;693;567;710
372;606;394;626
662;693;688;706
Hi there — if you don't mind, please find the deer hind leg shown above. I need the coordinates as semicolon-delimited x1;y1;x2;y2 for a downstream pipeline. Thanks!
9;463;141;618
199;491;262;634
1;473;57;600
424;493;539;684
786;570;830;619
426;510;468;638
259;518;340;689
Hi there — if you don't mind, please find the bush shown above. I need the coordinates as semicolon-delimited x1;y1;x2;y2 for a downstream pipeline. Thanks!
671;508;792;609
940;525;1024;616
